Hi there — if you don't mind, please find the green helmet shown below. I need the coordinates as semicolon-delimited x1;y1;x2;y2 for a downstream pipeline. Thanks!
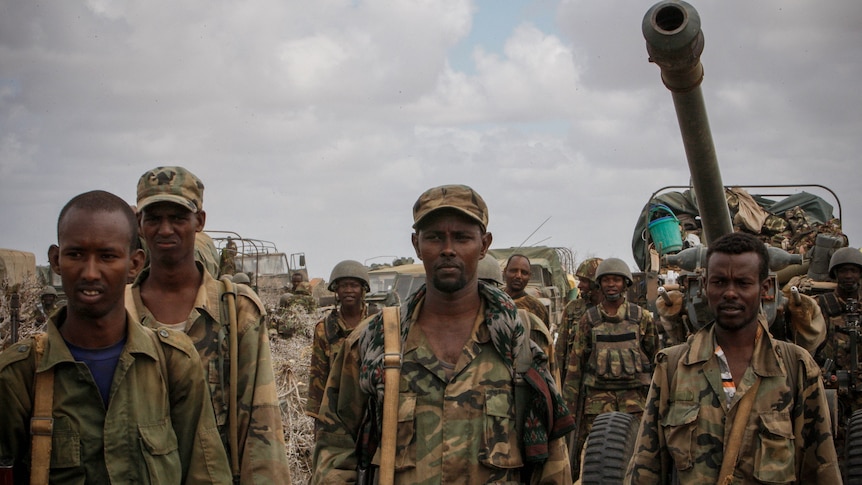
40;286;58;297
477;255;503;285
328;260;370;291
232;272;250;284
829;247;862;279
595;258;633;287
575;258;603;284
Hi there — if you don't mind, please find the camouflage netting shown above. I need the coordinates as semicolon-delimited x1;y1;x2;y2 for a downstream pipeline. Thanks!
632;188;847;272
2;282;320;485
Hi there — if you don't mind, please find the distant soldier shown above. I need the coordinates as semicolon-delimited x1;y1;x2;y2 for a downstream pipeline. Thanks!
232;272;252;289
627;232;840;484
556;257;603;381
32;286;59;324
218;236;238;276
306;260;369;423
817;247;862;456
504;254;550;326
127;166;290;484
563;257;658;480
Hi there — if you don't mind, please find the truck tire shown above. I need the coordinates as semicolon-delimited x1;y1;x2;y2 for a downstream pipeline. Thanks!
846;409;862;482
581;411;640;484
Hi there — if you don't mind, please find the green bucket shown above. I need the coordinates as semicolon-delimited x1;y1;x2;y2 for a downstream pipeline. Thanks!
648;205;683;255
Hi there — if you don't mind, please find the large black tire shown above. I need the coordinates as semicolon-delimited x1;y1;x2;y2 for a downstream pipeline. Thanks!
845;409;862;482
581;411;640;484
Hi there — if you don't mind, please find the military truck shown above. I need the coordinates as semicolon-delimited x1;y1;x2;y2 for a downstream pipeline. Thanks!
487;246;575;331
365;263;426;314
206;231;307;300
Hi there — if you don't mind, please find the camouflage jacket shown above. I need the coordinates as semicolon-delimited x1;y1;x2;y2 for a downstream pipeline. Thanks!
0;308;231;484
513;292;550;327
554;298;593;385
625;317;841;484
561;299;657;416
128;265;291;484
312;281;572;485
306;309;359;419
817;289;862;370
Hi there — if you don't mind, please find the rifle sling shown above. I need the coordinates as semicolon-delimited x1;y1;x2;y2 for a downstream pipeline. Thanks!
30;333;53;485
378;306;402;485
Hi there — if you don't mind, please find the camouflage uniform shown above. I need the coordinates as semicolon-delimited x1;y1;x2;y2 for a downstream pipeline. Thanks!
306;309;362;419
513;292;550;327
626;317;840;484
561;298;658;476
0;307;231;484
312;282;573;484
555;297;592;385
128;265;291;484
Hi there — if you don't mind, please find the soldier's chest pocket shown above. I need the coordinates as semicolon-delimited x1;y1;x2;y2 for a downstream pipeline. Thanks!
753;412;795;484
480;389;523;470
661;401;699;471
50;416;81;469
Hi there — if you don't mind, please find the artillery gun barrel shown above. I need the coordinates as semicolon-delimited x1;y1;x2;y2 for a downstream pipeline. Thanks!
658;286;673;306
790;286;801;305
643;1;733;245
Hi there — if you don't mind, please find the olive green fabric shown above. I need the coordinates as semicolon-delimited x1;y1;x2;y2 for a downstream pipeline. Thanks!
129;266;291;484
625;317;841;484
0;308;231;484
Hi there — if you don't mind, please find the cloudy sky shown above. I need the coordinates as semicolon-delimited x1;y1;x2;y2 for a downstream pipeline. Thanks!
2;0;860;280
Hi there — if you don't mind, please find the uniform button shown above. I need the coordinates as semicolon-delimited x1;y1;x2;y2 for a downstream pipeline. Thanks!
17;345;28;352
159;329;169;338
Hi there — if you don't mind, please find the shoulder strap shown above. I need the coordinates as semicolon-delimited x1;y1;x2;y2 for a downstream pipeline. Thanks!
219;276;241;483
516;309;533;374
627;302;643;323
585;305;601;327
378;306;402;485
718;377;761;484
30;333;53;485
819;292;843;317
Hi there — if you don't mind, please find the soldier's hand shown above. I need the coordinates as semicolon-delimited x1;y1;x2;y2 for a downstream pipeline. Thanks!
656;289;683;318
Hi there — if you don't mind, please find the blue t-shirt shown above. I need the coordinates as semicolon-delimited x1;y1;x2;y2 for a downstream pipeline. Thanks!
66;337;126;407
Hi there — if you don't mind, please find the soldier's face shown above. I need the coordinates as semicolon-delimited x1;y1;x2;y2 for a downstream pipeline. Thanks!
49;207;144;323
335;278;364;307
139;202;205;266
706;251;770;332
504;256;531;293
600;275;626;301
835;264;861;294
412;210;491;294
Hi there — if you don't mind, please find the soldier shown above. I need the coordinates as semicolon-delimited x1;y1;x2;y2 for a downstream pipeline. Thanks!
0;190;230;483
232;272;252;289
33;286;59;324
555;257;603;382
312;184;572;484
817;247;862;455
306;260;370;423
626;232;840;484
504;254;551;326
127;166;291;484
562;257;658;481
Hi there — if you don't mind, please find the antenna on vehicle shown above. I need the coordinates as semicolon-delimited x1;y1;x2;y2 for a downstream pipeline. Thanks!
516;216;551;248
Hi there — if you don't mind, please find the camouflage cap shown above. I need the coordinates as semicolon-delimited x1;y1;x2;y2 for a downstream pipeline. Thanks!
136;166;204;213
412;184;488;231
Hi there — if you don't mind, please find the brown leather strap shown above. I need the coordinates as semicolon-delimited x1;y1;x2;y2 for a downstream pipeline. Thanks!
30;334;54;485
718;377;761;484
378;306;402;485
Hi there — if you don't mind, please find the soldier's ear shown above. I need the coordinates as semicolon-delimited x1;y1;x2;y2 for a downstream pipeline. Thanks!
48;245;60;275
760;276;773;298
411;232;422;260
480;231;492;257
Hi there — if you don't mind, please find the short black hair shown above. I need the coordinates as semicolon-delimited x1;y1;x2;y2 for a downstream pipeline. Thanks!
58;190;138;252
505;253;531;269
706;232;769;282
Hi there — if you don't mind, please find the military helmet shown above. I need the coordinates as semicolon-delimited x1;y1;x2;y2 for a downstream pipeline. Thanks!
477;255;503;285
595;258;633;287
575;258;604;284
328;260;370;292
828;247;862;279
40;286;58;297
232;272;250;284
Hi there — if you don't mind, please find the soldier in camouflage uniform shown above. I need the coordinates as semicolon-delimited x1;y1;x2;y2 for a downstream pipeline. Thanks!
312;184;573;484
127;166;291;484
562;257;657;481
306;260;370;422
504;254;551;327
555;257;603;384
0;190;230;483
817;247;862;457
626;232;840;484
